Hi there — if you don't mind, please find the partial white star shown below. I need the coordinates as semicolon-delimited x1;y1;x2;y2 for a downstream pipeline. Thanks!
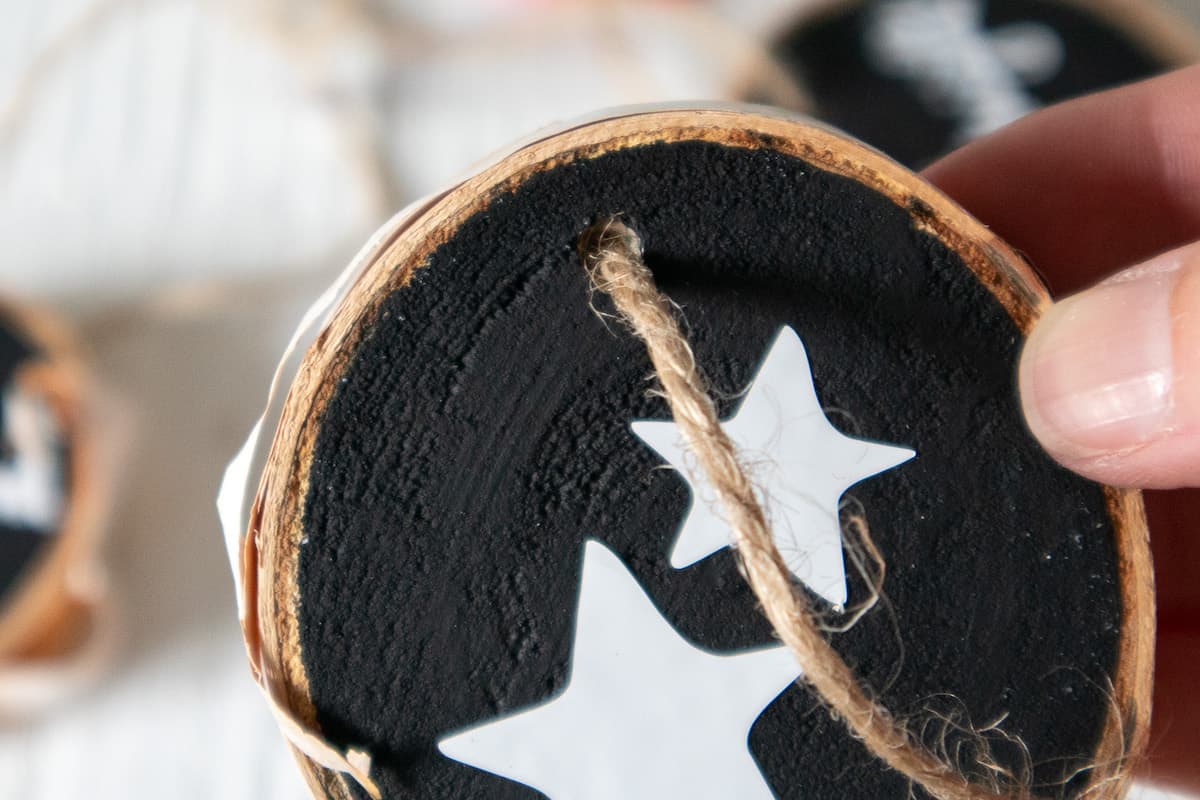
864;0;1066;143
632;326;915;608
0;386;63;532
438;540;798;799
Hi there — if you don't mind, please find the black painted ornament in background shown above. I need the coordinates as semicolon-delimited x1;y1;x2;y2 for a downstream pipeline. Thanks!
0;316;66;608
769;0;1187;167
295;140;1124;799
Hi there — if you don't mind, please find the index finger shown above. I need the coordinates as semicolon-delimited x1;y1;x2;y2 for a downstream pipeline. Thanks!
924;65;1200;295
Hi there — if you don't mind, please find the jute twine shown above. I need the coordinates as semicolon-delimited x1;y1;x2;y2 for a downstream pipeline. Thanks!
579;217;1059;800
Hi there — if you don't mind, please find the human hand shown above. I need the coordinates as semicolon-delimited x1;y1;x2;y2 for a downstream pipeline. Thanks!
925;65;1200;793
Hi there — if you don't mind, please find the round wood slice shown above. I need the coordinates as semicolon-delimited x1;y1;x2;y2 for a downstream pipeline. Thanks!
0;301;105;677
742;0;1199;167
248;108;1153;800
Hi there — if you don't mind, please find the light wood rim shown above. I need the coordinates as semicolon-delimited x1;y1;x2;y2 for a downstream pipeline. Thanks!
249;108;1154;799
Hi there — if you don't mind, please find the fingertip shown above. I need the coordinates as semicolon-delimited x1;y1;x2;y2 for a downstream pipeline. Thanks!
1019;243;1200;489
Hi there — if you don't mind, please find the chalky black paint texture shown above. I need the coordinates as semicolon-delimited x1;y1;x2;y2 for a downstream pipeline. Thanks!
298;139;1122;798
773;0;1171;167
0;316;54;607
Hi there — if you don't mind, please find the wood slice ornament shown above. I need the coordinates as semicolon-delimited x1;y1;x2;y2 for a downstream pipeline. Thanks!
222;107;1154;800
0;301;112;717
743;0;1200;167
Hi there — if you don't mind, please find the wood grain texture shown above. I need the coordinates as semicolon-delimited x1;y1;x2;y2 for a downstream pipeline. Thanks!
246;108;1154;799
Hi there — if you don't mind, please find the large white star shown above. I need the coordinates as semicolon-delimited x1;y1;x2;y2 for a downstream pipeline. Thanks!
632;326;915;608
438;540;798;798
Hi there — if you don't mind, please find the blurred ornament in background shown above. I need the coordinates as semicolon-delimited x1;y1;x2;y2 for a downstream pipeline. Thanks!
0;0;796;307
295;0;806;195
0;299;115;719
0;0;382;306
745;0;1200;167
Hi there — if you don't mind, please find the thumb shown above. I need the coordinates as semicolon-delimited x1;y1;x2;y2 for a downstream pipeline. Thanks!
1019;240;1200;489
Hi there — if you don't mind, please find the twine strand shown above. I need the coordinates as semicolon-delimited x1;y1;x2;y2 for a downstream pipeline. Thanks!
579;218;1032;800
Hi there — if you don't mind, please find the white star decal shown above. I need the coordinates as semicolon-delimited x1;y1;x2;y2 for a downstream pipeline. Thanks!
632;326;915;608
864;0;1066;143
438;540;798;798
0;386;63;532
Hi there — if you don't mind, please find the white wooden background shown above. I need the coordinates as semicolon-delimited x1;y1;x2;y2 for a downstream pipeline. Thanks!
0;1;1194;798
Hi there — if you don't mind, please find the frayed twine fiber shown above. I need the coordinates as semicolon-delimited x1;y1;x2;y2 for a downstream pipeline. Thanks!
579;216;1076;800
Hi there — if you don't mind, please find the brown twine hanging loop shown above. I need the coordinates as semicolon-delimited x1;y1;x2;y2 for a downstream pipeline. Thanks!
579;217;1041;800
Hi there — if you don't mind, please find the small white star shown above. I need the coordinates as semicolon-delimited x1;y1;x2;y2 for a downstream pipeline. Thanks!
632;326;915;608
438;540;798;799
